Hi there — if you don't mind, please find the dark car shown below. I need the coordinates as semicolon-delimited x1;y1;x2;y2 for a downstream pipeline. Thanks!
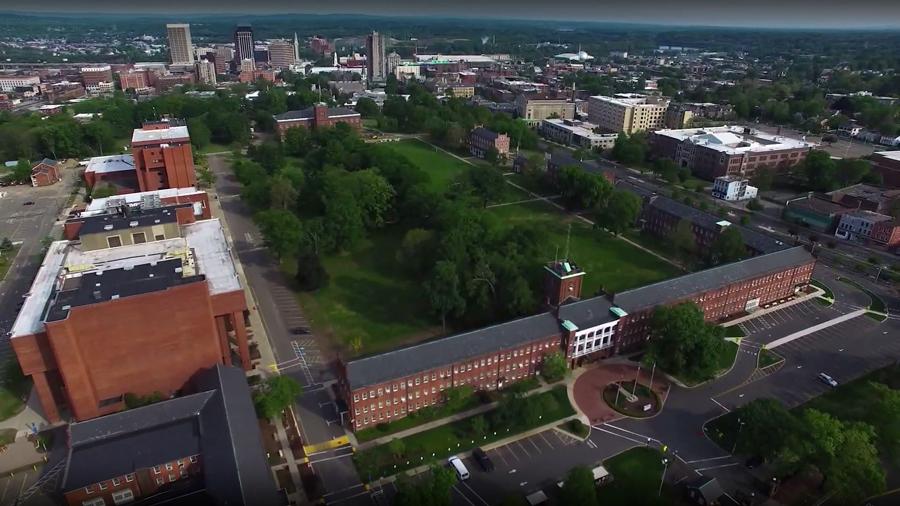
745;455;764;469
290;327;309;335
472;447;494;472
23;201;35;206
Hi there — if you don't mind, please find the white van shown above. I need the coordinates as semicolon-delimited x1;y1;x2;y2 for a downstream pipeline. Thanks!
448;456;470;481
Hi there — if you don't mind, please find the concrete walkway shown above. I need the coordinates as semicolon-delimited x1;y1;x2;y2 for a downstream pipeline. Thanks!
0;388;49;438
766;309;867;349
425;141;685;272
356;381;562;451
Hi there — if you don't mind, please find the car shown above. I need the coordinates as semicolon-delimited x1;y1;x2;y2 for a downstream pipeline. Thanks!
472;447;494;471
448;456;469;480
290;327;309;335
817;373;838;387
23;201;34;206
745;455;764;469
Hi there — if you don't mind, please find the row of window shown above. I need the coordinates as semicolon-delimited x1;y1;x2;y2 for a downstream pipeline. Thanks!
81;488;134;506
106;231;165;248
84;474;134;495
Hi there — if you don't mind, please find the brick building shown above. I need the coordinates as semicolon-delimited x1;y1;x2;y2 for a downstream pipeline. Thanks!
130;120;197;192
83;154;140;194
30;158;60;187
60;364;281;506
10;217;252;423
118;69;150;91
469;127;510;159
273;105;361;136
338;247;814;431
871;151;900;188
826;183;900;214
80;66;113;90
650;126;815;180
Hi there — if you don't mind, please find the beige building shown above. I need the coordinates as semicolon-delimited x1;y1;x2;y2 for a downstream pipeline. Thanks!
268;40;296;70
447;85;475;98
515;95;576;124
166;24;195;65
195;60;217;85
588;93;670;135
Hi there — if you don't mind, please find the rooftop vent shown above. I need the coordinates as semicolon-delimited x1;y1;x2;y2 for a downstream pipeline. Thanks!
154;219;161;224
103;224;114;231
110;294;119;300
61;305;71;311
174;267;183;274
92;290;102;300
129;221;139;227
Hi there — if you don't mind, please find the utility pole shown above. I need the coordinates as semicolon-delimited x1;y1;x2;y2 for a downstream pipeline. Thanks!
649;362;656;390
632;364;641;397
658;458;669;496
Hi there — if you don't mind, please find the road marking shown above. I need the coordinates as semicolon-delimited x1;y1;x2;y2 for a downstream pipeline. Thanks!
537;431;555;450
461;481;490;506
492;448;510;467
453;485;476;506
586;439;598;449
514;440;532;459
685;455;732;464
695;462;740;472
710;398;730;413
602;422;658;443
590;426;644;445
526;436;542;454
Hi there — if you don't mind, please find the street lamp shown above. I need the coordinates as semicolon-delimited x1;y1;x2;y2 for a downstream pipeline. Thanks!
732;419;745;454
658;458;669;497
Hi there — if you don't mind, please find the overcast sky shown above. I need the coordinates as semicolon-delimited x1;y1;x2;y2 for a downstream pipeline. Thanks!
6;0;900;29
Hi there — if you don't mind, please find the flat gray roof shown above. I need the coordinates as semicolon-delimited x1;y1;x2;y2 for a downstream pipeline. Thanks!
613;246;813;312
345;312;562;390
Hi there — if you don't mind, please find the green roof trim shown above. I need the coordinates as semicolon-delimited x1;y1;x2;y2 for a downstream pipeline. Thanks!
610;307;628;318
561;320;578;331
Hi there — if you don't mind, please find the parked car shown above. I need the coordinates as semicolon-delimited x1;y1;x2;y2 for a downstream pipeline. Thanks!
472;447;494;472
448;456;470;481
23;201;34;206
817;373;838;387
290;327;309;335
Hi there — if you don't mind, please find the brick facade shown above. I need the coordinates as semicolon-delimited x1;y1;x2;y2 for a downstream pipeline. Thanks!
63;455;202;506
274;105;361;137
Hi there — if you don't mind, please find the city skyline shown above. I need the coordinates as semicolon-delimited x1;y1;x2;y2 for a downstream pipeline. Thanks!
4;1;900;29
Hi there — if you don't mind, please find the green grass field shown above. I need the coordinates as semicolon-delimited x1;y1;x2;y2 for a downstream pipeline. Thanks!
0;245;20;282
289;227;441;355
488;200;680;295
384;139;474;192
596;447;686;506
671;340;739;387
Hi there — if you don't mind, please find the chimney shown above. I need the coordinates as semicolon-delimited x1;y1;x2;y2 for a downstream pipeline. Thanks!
314;104;328;126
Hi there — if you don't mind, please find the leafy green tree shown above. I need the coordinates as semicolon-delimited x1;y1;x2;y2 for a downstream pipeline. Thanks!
595;189;642;235
12;159;32;183
652;158;679;183
483;146;500;166
269;173;299;211
295;251;329;291
557;165;612;210
465;166;505;208
425;261;466;332
646;302;725;379
802;150;838;191
249;141;285;173
541;351;568;383
866;382;900;460
732;399;801;463
253;376;302;419
91;184;117;199
282;127;310;157
396;228;436;276
469;415;489;437
709;226;747;265
355;97;380;118
611;132;647;166
388;438;406;460
751;168;774;192
559;466;599;506
187;118;212;150
83;120;117;155
670;219;696;263
394;465;457;506
835;158;873;187
822;422;886;504
255;209;302;258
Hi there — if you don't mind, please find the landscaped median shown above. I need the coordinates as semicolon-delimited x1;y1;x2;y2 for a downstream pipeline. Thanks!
837;277;888;321
352;386;574;480
810;279;834;306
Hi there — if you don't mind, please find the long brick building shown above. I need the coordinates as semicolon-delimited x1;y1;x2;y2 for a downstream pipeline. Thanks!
273;104;361;136
339;247;815;431
11;207;253;423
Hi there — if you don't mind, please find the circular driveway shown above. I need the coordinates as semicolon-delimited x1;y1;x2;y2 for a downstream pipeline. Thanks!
571;363;670;425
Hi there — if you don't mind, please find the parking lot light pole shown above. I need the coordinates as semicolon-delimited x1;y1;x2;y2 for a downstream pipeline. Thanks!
658;458;669;497
732;419;745;454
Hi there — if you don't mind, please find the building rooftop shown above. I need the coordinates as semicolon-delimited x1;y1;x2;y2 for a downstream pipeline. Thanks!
874;150;900;162
61;364;281;506
471;127;503;141
85;154;135;175
787;195;848;215
827;183;900;207
273;106;359;122
542;119;618;141
78;205;181;236
613;246;813;313
11;219;239;338
653;125;816;155
558;296;618;330
344;312;563;390
84;187;205;216
842;209;894;222
590;94;668;107
131;125;190;144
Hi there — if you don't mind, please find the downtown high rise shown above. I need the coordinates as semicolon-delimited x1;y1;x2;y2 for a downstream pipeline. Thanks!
233;24;255;70
366;31;386;84
166;23;195;65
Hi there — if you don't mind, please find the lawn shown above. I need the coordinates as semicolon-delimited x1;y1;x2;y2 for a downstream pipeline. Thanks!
810;279;834;300
354;393;484;444
723;325;745;338
758;348;783;369
837;277;886;314
289;227;441;355
383;139;474;192
353;386;574;479
488;200;680;295
0;244;20;281
0;360;31;422
596;447;686;506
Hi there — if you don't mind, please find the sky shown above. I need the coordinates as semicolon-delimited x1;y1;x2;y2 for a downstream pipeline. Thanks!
4;0;900;29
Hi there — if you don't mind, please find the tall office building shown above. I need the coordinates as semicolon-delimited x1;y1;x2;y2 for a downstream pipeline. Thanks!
268;40;296;70
166;23;195;65
233;25;255;70
195;59;217;85
293;32;301;62
214;46;234;74
366;31;386;84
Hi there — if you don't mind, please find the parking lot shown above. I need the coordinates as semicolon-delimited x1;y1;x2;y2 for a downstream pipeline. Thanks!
736;299;845;345
0;469;39;506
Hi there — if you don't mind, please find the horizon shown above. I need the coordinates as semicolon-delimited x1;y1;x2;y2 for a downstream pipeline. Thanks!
3;2;900;30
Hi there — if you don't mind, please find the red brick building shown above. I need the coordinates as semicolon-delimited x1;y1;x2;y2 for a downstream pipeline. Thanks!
871;219;900;248
118;69;150;91
469;127;510;159
338;247;815;431
273;104;361;136
131;120;196;192
80;66;113;89
30;158;60;187
871;151;900;188
11;217;252;423
650;126;815;180
60;364;281;506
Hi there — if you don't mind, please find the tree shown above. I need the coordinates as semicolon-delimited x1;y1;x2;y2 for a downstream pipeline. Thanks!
822;422;886;503
483;147;500;166
91;184;117;199
652;158;679;184
611;133;646;165
443;385;474;412
751;167;774;192
253;376;302;419
269;173;299;211
541;351;568;383
396;228;436;276
465;166;505;208
802;150;838;191
394;465;457;506
425;261;466;331
732;399;801;464
255;209;303;258
295;251;329;291
557;165;612;211
670;219;696;263
835;158;872;187
12;159;32;184
354;97;380;118
469;415;489;437
595;189;642;235
187;118;212;150
388;438;406;460
559;466;599;506
709;227;747;265
646;302;725;379
866;381;900;460
196;166;216;188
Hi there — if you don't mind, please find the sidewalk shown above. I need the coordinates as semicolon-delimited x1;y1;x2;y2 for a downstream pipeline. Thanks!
356;380;562;451
205;170;307;505
0;389;49;439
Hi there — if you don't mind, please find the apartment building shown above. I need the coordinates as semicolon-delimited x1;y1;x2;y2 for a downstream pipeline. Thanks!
469;127;510;159
273;104;361;135
130;120;197;192
539;119;619;150
339;247;814;431
650;126;815;180
515;95;576;124
587;94;670;134
0;74;40;92
10;213;252;423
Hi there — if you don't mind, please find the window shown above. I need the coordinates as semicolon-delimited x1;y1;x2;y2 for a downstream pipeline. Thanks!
112;488;135;505
169;474;177;483
99;482;108;491
112;478;121;486
106;235;122;248
82;498;106;506
84;485;95;495
189;455;198;464
154;233;166;241
156;478;164;486
125;474;134;483
165;463;173;471
153;466;161;475
132;232;146;244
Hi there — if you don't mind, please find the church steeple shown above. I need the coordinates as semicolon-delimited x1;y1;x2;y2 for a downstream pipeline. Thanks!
293;32;300;62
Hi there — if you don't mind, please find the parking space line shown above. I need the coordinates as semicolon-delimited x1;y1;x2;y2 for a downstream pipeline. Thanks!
526;436;542;454
514;440;532;459
537;431;556;450
490;447;510;467
501;444;521;462
461;481;490;506
453;485;476;506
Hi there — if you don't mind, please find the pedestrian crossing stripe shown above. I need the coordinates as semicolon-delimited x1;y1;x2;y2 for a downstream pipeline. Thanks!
303;436;350;454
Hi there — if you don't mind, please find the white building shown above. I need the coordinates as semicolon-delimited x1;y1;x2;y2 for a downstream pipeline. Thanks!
0;75;40;92
712;176;758;201
539;119;618;150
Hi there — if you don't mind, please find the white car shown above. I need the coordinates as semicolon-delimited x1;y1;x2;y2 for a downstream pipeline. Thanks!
817;373;838;387
448;456;469;481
